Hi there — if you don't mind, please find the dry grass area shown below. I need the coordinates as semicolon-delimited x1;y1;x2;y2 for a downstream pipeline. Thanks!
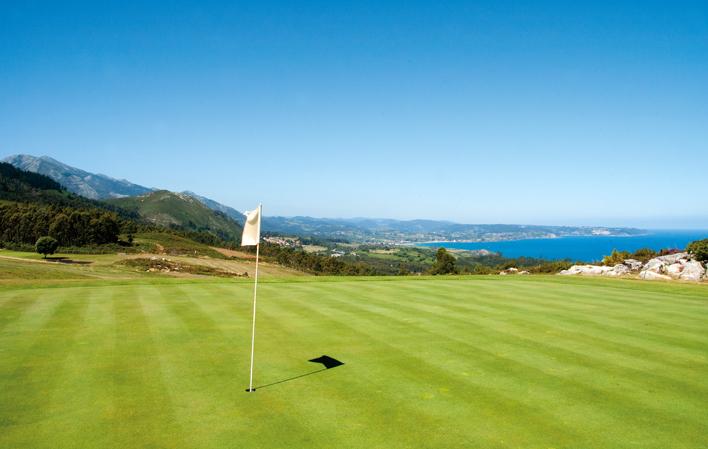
302;244;328;253
0;248;307;284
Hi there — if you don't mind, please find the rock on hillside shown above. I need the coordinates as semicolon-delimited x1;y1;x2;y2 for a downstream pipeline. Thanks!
638;253;705;282
559;252;706;282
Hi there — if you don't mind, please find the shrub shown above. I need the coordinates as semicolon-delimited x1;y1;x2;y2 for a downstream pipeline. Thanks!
35;236;59;258
602;249;630;266
631;247;657;262
686;239;708;263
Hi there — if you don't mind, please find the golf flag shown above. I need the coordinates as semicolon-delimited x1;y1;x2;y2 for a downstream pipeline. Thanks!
241;206;261;246
244;204;262;392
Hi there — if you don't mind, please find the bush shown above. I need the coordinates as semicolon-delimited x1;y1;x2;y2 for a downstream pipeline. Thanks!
35;236;59;258
686;239;708;263
602;249;630;266
631;247;657;262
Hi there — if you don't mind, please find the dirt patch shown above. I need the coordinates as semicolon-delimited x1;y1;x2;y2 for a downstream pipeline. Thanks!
118;257;248;277
210;247;256;259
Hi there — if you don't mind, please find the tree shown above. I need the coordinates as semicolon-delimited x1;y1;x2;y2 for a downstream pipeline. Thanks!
35;236;58;259
430;248;457;275
687;239;708;263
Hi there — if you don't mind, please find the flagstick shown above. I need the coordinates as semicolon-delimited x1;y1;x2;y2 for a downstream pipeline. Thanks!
247;205;262;392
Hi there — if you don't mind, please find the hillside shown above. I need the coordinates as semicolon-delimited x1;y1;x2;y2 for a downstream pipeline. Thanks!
182;190;242;221
107;190;243;243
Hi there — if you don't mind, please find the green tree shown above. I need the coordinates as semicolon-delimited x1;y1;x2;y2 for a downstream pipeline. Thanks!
686;239;708;263
430;248;457;275
35;236;59;259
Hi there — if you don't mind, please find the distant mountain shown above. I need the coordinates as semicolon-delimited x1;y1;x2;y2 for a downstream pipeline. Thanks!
3;154;243;221
263;216;645;243
106;190;243;243
0;161;137;218
3;154;154;200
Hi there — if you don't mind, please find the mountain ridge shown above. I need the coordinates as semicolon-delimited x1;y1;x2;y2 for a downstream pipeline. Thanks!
3;154;645;243
3;154;243;221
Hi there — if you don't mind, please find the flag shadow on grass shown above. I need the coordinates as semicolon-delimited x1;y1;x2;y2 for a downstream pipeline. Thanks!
252;355;344;391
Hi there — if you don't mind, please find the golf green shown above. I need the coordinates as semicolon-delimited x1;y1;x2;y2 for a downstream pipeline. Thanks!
1;276;706;448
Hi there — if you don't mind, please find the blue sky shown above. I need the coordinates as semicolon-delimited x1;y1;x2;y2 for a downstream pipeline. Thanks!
1;1;707;228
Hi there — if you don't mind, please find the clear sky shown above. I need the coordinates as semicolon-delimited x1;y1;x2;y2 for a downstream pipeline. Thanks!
1;1;707;228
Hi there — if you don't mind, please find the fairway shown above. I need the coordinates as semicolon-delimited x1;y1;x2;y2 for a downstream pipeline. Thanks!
1;276;707;448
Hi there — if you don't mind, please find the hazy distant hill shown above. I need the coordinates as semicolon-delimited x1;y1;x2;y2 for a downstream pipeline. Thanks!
107;190;243;243
3;154;154;200
263;216;644;243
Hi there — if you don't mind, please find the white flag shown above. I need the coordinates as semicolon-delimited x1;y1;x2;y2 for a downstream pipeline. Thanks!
241;205;261;246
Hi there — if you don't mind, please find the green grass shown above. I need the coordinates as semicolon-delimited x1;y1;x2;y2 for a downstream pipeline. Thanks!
1;276;707;448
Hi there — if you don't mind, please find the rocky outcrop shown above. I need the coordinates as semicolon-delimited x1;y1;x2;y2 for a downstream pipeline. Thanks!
559;262;631;277
623;259;643;271
639;270;672;281
638;253;706;281
677;260;706;281
559;252;706;282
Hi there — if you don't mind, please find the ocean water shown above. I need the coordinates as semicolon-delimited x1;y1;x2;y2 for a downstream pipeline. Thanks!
419;230;708;262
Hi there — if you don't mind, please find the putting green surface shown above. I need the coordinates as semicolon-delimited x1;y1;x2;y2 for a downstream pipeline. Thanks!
1;276;707;448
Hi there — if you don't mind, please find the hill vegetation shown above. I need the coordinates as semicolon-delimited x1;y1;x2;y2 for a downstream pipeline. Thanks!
107;191;243;244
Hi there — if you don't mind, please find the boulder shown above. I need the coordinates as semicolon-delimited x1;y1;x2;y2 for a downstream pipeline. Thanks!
623;259;643;271
665;263;684;278
606;264;630;277
639;270;672;281
558;265;613;276
678;261;706;281
656;252;689;264
642;258;666;274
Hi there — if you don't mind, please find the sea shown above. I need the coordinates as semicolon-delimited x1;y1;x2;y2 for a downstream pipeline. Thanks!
418;230;708;262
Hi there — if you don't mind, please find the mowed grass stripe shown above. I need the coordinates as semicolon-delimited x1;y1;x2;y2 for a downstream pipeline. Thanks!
109;284;186;448
276;282;591;449
204;283;438;449
405;280;708;341
305;281;708;445
391;281;708;372
149;283;326;449
0;288;90;447
333;281;708;416
33;286;116;448
504;280;708;331
254;282;493;448
404;281;708;354
1;277;706;449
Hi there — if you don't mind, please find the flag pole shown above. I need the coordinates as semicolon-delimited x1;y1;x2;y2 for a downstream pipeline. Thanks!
247;204;262;392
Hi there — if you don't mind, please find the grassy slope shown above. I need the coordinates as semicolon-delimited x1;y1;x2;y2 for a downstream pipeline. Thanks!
108;191;242;240
0;275;706;449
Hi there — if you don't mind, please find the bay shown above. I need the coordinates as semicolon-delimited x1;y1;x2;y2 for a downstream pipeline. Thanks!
418;230;708;262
